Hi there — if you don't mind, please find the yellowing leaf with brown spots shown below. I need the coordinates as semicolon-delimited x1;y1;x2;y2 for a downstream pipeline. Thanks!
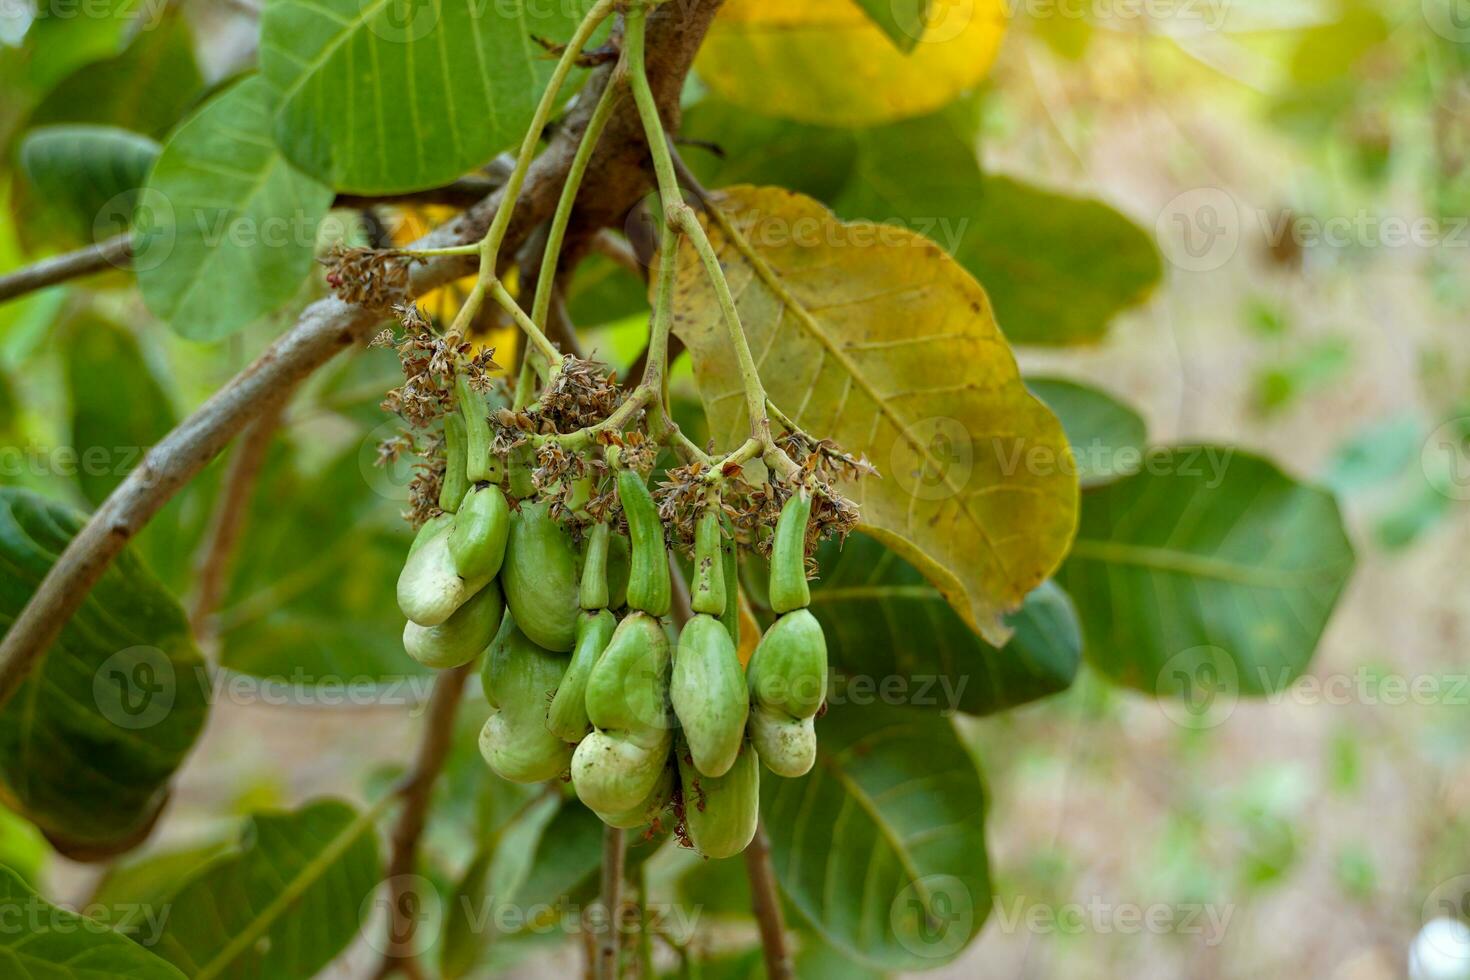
672;186;1077;643
696;0;1008;127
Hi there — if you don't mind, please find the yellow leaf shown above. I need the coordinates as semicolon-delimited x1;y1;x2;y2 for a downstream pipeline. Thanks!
672;186;1077;643
696;0;1009;127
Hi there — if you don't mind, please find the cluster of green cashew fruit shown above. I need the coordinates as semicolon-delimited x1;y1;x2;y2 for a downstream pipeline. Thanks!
394;393;828;860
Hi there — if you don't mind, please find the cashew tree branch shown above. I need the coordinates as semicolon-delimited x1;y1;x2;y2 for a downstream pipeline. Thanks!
0;0;726;712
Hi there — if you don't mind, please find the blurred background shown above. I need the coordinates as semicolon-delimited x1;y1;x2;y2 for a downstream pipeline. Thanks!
1;0;1468;978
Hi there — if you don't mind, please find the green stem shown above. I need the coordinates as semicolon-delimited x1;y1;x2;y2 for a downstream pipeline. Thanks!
393;243;482;259
531;74;623;331
482;0;618;274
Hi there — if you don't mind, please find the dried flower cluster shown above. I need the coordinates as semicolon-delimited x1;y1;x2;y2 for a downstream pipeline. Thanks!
321;245;410;312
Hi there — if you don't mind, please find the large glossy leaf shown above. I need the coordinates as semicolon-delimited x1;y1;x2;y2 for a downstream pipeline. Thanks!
0;865;187;979
25;11;202;139
216;442;428;689
0;488;208;857
833;109;1161;345
811;532;1080;715
18;126;159;242
674;186;1077;644
136;77;335;342
259;0;600;193
763;700;991;969
1058;448;1355;697
147;800;381;979
697;0;1007;126
1026;377;1148;487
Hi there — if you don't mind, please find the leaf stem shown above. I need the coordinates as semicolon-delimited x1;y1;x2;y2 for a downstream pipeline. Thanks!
744;822;795;980
531;71;623;331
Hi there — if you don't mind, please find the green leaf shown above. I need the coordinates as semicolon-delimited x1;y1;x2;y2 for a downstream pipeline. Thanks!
136;76;335;342
0;487;208;857
19;126;159;243
811;532;1080;715
216;442;428;689
25;11;203;139
259;0;601;194
1057;447;1355;698
148;800;382;980
1026;377;1148;487
439;793;562;978
64;316;176;506
834;109;1160;345
851;0;931;53
680;98;860;203
90;838;236;919
675;186;1077;644
763;700;991;970
0;864;187;979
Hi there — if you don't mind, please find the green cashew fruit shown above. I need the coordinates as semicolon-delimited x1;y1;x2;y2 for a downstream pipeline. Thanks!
617;468;671;617
579;522;612;611
594;756;674;829
455;372;495;484
571;728;672;815
748;703;816;778
678;737;759;859
403;579;503;669
501;500;580;652
398;515;492;627
584;611;672;735
606;530;632;610
718;513;741;647
547;609;616;743
449;484;510;580
479;622;573;783
440;411;469;513
671;613;748;778
747;608;828;719
573;610;674;814
690;509;727;616
768;491;812;614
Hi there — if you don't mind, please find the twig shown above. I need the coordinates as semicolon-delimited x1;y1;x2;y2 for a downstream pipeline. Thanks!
744;822;794;980
0;0;726;711
189;404;282;649
0;234;131;303
373;662;474;980
598;825;626;980
590;229;645;279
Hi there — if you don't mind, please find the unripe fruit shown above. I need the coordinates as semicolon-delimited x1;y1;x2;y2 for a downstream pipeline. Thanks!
584;611;671;735
501;500;579;652
448;484;509;580
618;468;671;617
547;609;616;743
747;608;827;719
398;516;492;627
690;509;726;616
440;411;469;513
678;737;759;858
594;756;674;829
767;492;812;614
403;579;503;669
571;728;672;815
748;704;816;778
479;623;572;783
671;614;748;777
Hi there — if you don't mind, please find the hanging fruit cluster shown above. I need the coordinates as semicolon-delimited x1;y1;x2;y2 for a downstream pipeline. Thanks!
384;319;858;859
